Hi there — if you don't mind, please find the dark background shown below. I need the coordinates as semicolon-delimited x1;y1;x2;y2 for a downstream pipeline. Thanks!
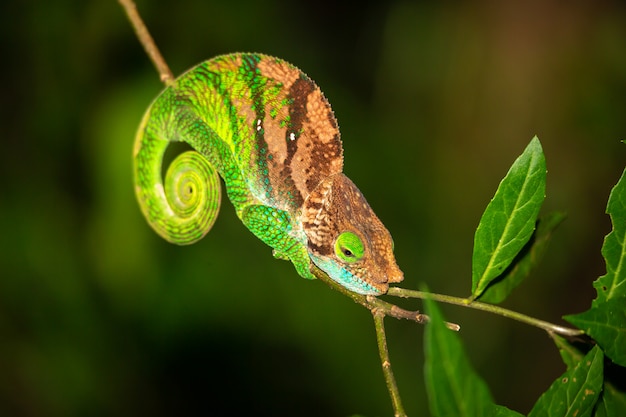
1;1;625;416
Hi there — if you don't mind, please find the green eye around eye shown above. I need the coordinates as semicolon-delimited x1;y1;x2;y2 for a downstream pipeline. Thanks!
334;231;365;263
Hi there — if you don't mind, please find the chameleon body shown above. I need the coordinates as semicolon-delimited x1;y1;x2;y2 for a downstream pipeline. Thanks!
134;53;403;295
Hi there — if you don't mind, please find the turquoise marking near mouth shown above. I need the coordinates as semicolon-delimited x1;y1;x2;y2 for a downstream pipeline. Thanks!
309;254;381;295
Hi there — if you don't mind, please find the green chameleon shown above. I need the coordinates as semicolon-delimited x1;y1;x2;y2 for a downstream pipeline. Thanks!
133;53;403;295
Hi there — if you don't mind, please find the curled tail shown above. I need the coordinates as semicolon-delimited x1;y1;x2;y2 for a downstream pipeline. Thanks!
133;89;222;245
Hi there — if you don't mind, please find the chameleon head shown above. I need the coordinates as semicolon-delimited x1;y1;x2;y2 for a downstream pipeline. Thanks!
301;173;404;295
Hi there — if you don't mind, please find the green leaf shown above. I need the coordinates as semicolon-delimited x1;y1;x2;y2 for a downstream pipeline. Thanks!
423;294;524;417
479;211;566;304
528;346;603;417
557;169;625;417
565;168;626;367
592;167;626;306
471;136;547;300
552;336;626;417
595;379;626;417
565;297;626;367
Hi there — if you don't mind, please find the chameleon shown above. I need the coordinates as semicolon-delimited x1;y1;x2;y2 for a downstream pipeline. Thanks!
133;53;403;295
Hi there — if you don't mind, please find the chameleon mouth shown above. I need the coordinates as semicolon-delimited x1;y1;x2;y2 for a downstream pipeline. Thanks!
309;254;387;295
335;273;386;296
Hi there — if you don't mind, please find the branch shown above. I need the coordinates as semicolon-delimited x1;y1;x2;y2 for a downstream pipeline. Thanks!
373;311;406;417
118;0;174;85
387;287;585;338
310;266;460;331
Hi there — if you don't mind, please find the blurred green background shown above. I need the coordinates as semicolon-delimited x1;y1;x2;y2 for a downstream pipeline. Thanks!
1;1;625;416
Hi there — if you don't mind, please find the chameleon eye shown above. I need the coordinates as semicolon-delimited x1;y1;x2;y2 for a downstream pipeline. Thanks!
334;232;365;263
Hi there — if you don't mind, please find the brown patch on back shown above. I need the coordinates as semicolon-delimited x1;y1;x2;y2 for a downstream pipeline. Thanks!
253;56;344;211
257;57;300;90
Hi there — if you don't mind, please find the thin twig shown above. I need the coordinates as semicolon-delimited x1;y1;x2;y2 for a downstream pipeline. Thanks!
118;0;174;85
372;310;406;417
387;287;585;338
310;267;460;330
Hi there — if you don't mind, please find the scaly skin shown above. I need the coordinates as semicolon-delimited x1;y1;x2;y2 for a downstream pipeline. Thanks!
134;53;403;295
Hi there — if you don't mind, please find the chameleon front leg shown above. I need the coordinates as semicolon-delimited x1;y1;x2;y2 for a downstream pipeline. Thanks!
241;205;316;280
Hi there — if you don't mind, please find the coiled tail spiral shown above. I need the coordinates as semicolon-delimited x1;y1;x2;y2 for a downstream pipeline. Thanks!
134;97;221;245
